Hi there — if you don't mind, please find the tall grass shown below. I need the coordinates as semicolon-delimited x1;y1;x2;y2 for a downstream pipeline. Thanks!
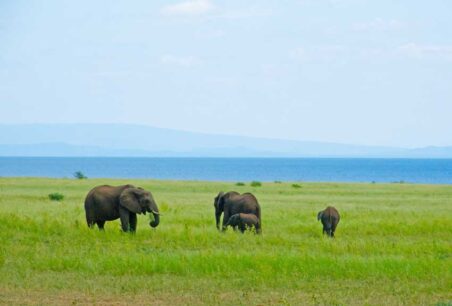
0;178;451;305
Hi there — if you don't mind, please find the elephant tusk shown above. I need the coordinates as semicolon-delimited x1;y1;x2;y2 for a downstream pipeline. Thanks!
151;210;160;215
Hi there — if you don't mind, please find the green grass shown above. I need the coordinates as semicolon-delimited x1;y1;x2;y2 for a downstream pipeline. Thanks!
0;178;451;305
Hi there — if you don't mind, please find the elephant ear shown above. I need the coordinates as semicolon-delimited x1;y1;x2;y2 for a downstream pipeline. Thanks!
119;188;142;214
215;192;225;210
317;211;323;221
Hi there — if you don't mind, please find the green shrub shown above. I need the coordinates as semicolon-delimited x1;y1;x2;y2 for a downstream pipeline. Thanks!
250;181;262;187
392;180;406;184
291;184;302;188
274;181;282;184
48;192;64;201
73;171;87;179
235;182;245;186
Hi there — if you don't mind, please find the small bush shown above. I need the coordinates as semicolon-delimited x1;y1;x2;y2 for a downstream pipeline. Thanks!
392;180;406;184
235;182;245;186
74;171;87;179
274;181;282;184
250;181;262;187
48;193;64;201
291;184;302;188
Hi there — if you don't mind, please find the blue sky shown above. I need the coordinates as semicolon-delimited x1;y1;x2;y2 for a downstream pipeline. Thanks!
1;0;451;148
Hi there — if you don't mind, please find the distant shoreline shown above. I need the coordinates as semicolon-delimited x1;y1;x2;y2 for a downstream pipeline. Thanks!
1;177;451;187
1;156;452;159
1;157;451;184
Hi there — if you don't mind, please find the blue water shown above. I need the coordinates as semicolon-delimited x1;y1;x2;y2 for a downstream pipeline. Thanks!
0;157;451;184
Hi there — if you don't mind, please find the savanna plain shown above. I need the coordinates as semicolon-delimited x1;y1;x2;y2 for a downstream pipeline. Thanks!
0;178;450;305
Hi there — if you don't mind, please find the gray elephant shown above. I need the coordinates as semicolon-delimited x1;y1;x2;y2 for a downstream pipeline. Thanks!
214;191;261;234
317;206;340;237
225;213;259;233
84;184;160;232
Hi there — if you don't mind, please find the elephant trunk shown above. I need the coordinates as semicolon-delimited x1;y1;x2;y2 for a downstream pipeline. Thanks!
150;212;160;228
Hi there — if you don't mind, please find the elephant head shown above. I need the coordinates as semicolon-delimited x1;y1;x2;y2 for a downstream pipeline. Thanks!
214;192;225;230
119;187;160;227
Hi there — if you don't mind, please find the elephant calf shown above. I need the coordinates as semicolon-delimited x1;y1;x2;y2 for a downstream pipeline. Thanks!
84;184;160;232
225;213;260;233
317;206;340;237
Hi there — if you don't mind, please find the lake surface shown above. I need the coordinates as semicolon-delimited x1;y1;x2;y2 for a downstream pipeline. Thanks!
1;157;452;184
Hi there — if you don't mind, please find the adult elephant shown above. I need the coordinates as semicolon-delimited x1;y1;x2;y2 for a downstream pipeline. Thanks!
84;184;160;232
214;191;261;234
317;206;340;237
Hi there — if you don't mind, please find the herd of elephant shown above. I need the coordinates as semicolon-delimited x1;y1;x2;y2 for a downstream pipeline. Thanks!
84;184;341;237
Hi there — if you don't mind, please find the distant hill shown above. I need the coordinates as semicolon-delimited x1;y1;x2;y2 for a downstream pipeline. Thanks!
0;123;451;158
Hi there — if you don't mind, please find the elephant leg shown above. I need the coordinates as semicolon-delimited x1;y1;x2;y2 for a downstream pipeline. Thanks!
255;222;262;234
239;223;246;233
129;213;137;232
96;221;105;230
253;224;259;234
326;225;333;237
86;211;96;228
331;222;337;238
87;220;96;228
222;211;230;232
119;207;131;232
215;213;222;230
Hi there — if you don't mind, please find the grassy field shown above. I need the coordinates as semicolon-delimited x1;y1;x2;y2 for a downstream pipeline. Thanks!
0;177;451;305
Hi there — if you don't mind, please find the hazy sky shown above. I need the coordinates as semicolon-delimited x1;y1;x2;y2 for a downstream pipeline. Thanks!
1;0;451;147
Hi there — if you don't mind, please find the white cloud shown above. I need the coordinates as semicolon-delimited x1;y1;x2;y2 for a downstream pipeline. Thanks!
299;0;367;7
160;55;202;67
211;7;273;20
353;18;405;32
291;43;452;63
290;47;308;61
161;0;214;17
290;45;348;62
397;43;452;60
160;1;272;20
